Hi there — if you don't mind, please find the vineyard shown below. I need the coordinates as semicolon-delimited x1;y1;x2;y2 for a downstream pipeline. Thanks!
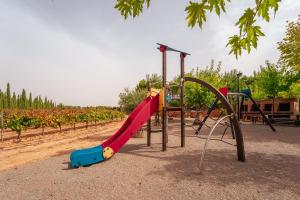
0;108;125;141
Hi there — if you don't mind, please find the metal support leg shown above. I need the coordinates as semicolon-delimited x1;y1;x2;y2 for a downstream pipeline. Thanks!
195;98;218;135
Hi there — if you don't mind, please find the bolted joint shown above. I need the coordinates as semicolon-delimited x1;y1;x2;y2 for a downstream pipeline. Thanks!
159;45;167;52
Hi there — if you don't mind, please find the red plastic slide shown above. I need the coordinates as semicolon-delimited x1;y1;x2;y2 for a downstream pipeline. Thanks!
70;94;159;167
102;94;159;153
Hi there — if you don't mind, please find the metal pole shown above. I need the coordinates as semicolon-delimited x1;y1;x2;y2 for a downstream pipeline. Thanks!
240;95;245;121
229;117;236;139
180;53;185;147
146;75;152;146
161;46;167;151
195;98;218;135
249;96;276;132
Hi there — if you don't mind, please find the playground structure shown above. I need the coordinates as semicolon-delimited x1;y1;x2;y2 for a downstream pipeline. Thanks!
229;89;276;132
195;87;276;135
70;44;246;168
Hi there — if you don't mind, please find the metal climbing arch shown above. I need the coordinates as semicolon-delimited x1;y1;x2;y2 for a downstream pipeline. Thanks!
184;77;246;163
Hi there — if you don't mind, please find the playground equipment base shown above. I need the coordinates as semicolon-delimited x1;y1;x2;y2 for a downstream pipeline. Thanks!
70;146;105;168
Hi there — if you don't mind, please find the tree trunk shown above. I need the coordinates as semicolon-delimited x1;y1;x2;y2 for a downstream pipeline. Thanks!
59;125;62;133
1;113;3;142
42;127;45;136
193;109;201;125
0;127;3;142
17;131;21;142
86;122;88;129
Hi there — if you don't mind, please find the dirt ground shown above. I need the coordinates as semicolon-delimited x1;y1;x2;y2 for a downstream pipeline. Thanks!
0;120;124;171
0;119;299;200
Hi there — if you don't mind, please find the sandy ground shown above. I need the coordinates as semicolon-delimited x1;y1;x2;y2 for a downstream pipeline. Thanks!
0;120;124;171
1;121;120;141
0;119;299;200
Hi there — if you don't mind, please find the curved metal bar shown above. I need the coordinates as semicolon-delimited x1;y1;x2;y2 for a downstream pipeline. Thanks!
184;77;245;162
198;115;232;171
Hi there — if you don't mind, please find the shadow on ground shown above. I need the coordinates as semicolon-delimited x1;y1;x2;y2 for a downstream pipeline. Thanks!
120;143;300;194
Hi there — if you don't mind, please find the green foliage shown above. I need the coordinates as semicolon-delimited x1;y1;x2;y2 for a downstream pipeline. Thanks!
255;61;281;99
168;99;180;107
169;75;180;95
114;0;150;19
185;2;209;28
277;15;300;71
277;65;300;98
6;83;11;108
2;108;125;140
7;115;31;139
185;60;222;109
220;69;254;93
148;73;162;89
136;74;162;91
185;82;212;110
185;0;230;28
0;82;57;109
257;0;280;22
119;73;162;113
120;59;299;112
288;82;300;98
114;0;281;59
119;88;147;113
227;7;265;58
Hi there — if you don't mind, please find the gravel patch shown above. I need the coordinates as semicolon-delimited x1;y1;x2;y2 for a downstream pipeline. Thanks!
0;120;299;200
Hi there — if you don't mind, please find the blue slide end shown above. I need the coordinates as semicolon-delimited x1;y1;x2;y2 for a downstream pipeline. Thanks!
70;145;105;168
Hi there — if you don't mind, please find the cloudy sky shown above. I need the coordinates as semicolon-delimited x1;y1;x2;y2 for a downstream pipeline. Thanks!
0;0;299;106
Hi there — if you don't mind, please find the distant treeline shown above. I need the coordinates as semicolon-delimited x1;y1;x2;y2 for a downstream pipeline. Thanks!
0;83;58;109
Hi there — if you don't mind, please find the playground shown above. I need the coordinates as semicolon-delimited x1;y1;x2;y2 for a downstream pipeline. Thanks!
0;119;299;200
1;1;299;199
1;43;299;200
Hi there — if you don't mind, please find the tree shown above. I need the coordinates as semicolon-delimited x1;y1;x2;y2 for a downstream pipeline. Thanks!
278;15;300;71
185;61;222;111
28;93;33;109
114;0;280;59
119;88;147;113
20;89;27;109
6;83;11;108
221;69;243;92
11;92;17;109
0;90;3;109
8;115;31;141
136;73;162;91
255;61;281;115
0;82;58;109
44;97;48;108
288;82;300;98
278;65;300;98
38;96;43;109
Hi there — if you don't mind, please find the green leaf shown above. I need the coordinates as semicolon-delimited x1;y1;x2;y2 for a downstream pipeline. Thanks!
114;0;150;19
235;8;255;35
226;35;243;59
257;0;280;22
185;1;209;28
207;0;230;15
